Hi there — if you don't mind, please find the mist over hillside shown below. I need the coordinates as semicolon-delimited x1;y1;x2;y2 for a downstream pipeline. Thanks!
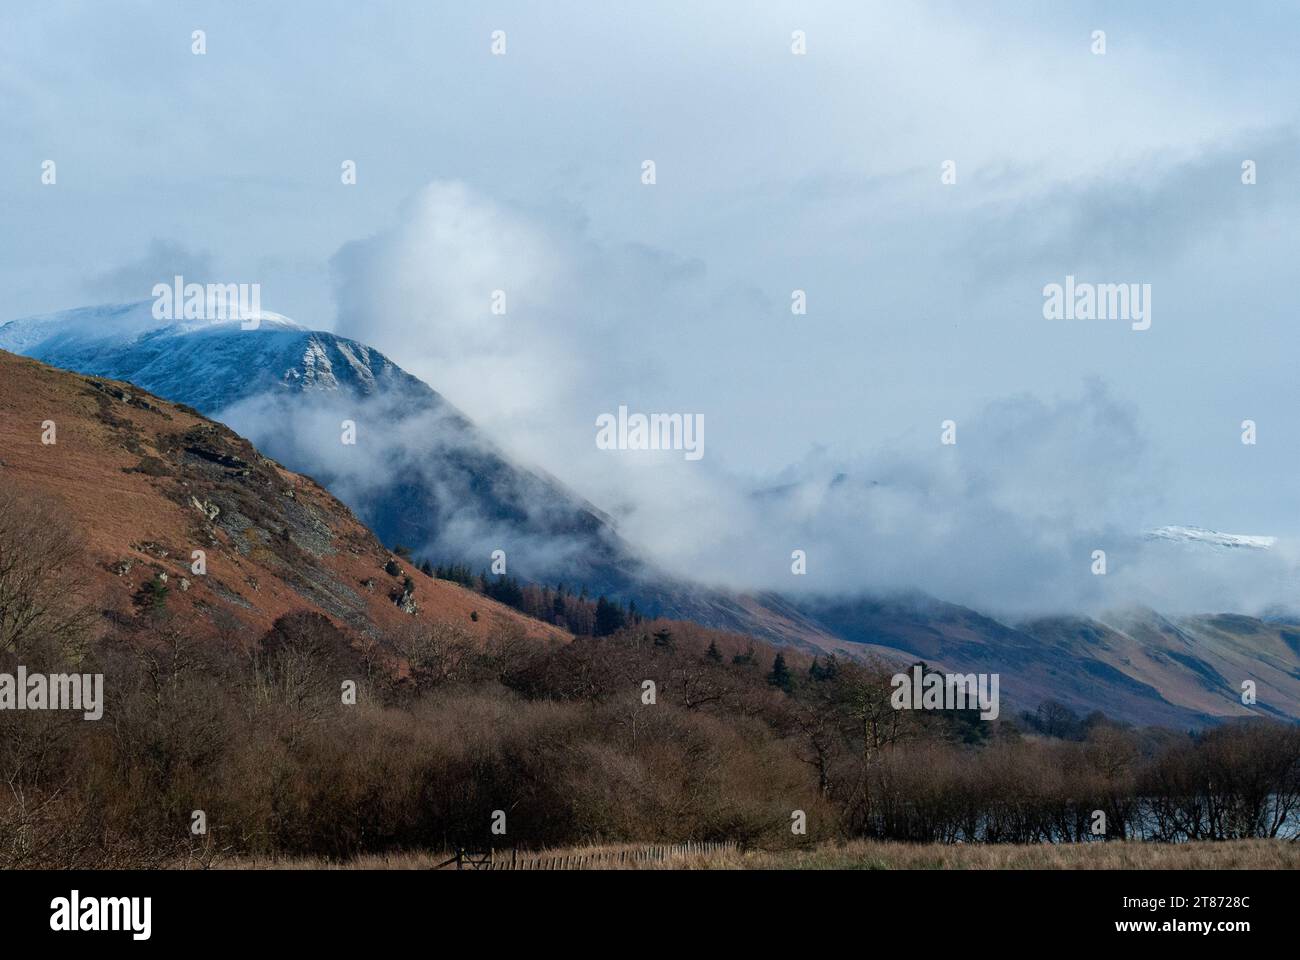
6;301;1296;621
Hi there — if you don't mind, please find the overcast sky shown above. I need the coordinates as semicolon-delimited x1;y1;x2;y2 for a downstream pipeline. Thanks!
4;2;1299;612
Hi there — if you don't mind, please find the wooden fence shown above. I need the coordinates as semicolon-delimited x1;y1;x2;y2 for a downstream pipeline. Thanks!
444;840;739;870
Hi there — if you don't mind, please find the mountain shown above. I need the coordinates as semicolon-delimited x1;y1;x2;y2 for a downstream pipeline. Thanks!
0;302;651;600
0;303;845;630
780;592;1300;725
0;348;565;644
1019;608;1300;723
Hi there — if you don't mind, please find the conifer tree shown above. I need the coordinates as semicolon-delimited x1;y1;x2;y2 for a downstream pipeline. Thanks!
767;652;793;693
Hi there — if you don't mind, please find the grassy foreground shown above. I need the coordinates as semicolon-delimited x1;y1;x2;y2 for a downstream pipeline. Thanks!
212;838;1300;870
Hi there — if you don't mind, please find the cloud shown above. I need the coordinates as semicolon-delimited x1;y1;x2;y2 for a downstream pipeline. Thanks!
956;127;1300;288
609;380;1297;618
319;176;1300;617
83;240;215;302
614;382;1154;610
330;181;706;473
214;383;617;582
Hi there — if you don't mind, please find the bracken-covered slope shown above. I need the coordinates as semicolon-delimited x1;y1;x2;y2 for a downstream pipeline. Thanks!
0;349;566;645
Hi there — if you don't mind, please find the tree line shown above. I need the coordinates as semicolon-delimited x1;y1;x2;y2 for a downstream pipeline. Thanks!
415;554;639;637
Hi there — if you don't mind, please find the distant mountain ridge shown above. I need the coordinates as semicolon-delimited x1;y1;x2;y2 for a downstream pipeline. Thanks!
787;592;1300;726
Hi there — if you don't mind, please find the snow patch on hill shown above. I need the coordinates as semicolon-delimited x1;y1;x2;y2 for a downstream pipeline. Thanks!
1145;525;1277;550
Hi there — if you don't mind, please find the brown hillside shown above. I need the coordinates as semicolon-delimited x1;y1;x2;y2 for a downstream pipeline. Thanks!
0;349;567;646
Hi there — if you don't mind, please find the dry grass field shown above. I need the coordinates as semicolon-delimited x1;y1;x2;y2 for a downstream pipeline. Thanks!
211;838;1300;871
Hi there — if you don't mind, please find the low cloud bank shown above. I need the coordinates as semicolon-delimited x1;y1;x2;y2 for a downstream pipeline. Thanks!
290;180;1300;616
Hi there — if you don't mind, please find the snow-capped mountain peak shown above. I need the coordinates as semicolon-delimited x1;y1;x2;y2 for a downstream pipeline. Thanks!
0;301;409;411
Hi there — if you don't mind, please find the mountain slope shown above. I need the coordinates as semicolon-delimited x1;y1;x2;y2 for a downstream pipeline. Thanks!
779;592;1300;725
0;348;565;645
782;593;1209;726
1028;609;1300;723
0;304;841;632
0;302;647;599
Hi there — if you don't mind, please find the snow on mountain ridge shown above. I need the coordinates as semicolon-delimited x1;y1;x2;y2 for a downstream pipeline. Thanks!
0;301;409;411
0;300;307;351
1144;525;1277;549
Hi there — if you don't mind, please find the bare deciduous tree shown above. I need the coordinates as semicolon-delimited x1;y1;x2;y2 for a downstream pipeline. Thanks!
0;488;93;656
